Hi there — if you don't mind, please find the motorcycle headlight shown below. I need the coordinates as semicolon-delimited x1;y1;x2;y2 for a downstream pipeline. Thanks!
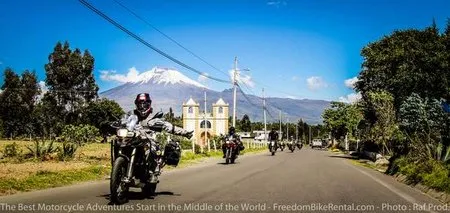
117;128;128;138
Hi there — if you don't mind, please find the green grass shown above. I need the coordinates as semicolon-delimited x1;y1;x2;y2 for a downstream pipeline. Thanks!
350;159;377;169
0;165;110;195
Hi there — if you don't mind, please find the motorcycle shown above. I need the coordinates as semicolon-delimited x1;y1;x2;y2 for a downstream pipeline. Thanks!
224;136;238;164
278;141;285;151
109;112;181;205
268;140;277;156
287;140;296;152
296;141;303;150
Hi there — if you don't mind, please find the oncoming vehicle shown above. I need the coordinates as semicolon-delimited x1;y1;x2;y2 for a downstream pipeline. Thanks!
311;139;324;149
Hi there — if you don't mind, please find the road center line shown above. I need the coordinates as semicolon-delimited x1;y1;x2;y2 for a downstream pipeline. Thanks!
347;162;438;213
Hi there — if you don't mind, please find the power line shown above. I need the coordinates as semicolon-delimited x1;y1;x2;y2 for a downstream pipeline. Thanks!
78;0;231;84
238;81;280;120
236;83;276;120
112;0;229;79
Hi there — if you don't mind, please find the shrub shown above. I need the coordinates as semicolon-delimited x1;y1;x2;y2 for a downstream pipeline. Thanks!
57;142;78;161
3;142;21;158
421;161;450;193
61;124;100;145
26;139;57;161
179;138;193;150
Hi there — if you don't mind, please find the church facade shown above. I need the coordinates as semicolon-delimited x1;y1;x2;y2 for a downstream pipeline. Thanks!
182;97;229;147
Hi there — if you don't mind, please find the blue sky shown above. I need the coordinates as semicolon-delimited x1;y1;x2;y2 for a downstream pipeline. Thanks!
0;0;449;102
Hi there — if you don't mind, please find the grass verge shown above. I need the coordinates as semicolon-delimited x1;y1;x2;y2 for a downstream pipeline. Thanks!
0;165;110;196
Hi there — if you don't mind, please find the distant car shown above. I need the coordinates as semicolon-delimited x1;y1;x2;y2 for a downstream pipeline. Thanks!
311;139;323;149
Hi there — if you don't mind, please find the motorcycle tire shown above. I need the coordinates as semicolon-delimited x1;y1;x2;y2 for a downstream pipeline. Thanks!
231;151;236;164
110;156;129;205
225;149;230;164
142;182;157;198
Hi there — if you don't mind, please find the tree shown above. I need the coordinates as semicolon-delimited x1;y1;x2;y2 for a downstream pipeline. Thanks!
0;68;40;138
241;114;251;132
164;107;174;123
400;93;450;161
0;68;22;138
85;98;125;133
322;101;363;148
20;70;40;137
365;91;399;155
355;22;449;113
44;41;99;125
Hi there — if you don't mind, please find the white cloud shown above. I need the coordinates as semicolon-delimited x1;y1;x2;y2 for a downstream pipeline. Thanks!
100;67;140;83
229;70;255;88
344;76;359;89
286;95;299;100
306;76;328;90
338;92;362;103
267;0;287;7
39;81;48;94
291;76;299;81
198;73;209;83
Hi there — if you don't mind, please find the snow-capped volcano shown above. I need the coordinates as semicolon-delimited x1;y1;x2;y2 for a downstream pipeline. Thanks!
133;67;206;88
100;66;330;124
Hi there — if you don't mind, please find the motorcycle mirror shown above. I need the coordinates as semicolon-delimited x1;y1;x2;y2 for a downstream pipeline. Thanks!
152;111;164;119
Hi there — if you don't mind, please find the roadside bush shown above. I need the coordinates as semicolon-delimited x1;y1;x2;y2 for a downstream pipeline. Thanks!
394;156;450;193
421;161;450;193
179;138;193;150
61;124;100;146
57;142;78;161
194;144;202;154
26;139;57;161
3;142;21;158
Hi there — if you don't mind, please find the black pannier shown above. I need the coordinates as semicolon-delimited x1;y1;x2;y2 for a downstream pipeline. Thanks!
164;141;181;166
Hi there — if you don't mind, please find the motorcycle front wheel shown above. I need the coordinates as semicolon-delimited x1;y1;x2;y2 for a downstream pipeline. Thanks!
110;156;129;205
225;148;231;164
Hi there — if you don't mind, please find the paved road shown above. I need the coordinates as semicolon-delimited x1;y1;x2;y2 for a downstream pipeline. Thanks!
0;148;448;213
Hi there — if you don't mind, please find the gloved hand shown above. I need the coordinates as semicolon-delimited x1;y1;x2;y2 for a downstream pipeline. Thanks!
184;130;194;139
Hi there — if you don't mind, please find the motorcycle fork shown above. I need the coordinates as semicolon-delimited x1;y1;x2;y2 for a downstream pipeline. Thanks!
125;148;137;183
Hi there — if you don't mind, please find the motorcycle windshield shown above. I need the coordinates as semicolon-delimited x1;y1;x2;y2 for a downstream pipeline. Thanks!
120;114;139;131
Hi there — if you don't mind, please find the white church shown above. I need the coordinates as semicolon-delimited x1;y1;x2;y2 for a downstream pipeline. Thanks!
182;97;229;147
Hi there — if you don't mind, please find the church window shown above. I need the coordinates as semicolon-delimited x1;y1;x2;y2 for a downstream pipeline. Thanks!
200;120;212;128
218;107;223;114
188;107;193;113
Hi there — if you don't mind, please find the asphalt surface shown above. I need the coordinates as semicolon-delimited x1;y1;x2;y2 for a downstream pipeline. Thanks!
0;148;449;213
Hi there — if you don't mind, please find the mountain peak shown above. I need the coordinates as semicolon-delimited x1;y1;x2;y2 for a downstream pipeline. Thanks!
134;67;206;88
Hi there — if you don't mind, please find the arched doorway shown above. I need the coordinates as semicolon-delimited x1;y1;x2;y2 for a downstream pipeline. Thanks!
199;131;212;147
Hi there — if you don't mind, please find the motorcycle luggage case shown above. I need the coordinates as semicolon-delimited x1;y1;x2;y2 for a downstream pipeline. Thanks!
164;141;181;166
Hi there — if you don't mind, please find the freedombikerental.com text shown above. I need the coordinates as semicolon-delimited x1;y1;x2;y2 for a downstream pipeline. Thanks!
1;202;449;212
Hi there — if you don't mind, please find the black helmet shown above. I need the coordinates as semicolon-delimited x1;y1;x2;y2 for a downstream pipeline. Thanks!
134;93;153;119
229;126;235;135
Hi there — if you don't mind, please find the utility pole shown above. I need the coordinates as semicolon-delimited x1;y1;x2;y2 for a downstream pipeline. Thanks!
232;57;238;128
286;118;289;140
204;89;209;152
279;110;282;140
309;125;311;144
263;88;267;142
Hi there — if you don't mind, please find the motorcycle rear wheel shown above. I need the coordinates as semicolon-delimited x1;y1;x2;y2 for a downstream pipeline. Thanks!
110;156;129;205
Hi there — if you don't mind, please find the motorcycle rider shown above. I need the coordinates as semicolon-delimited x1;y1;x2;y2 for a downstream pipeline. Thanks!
222;126;244;158
268;128;279;150
127;93;193;181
